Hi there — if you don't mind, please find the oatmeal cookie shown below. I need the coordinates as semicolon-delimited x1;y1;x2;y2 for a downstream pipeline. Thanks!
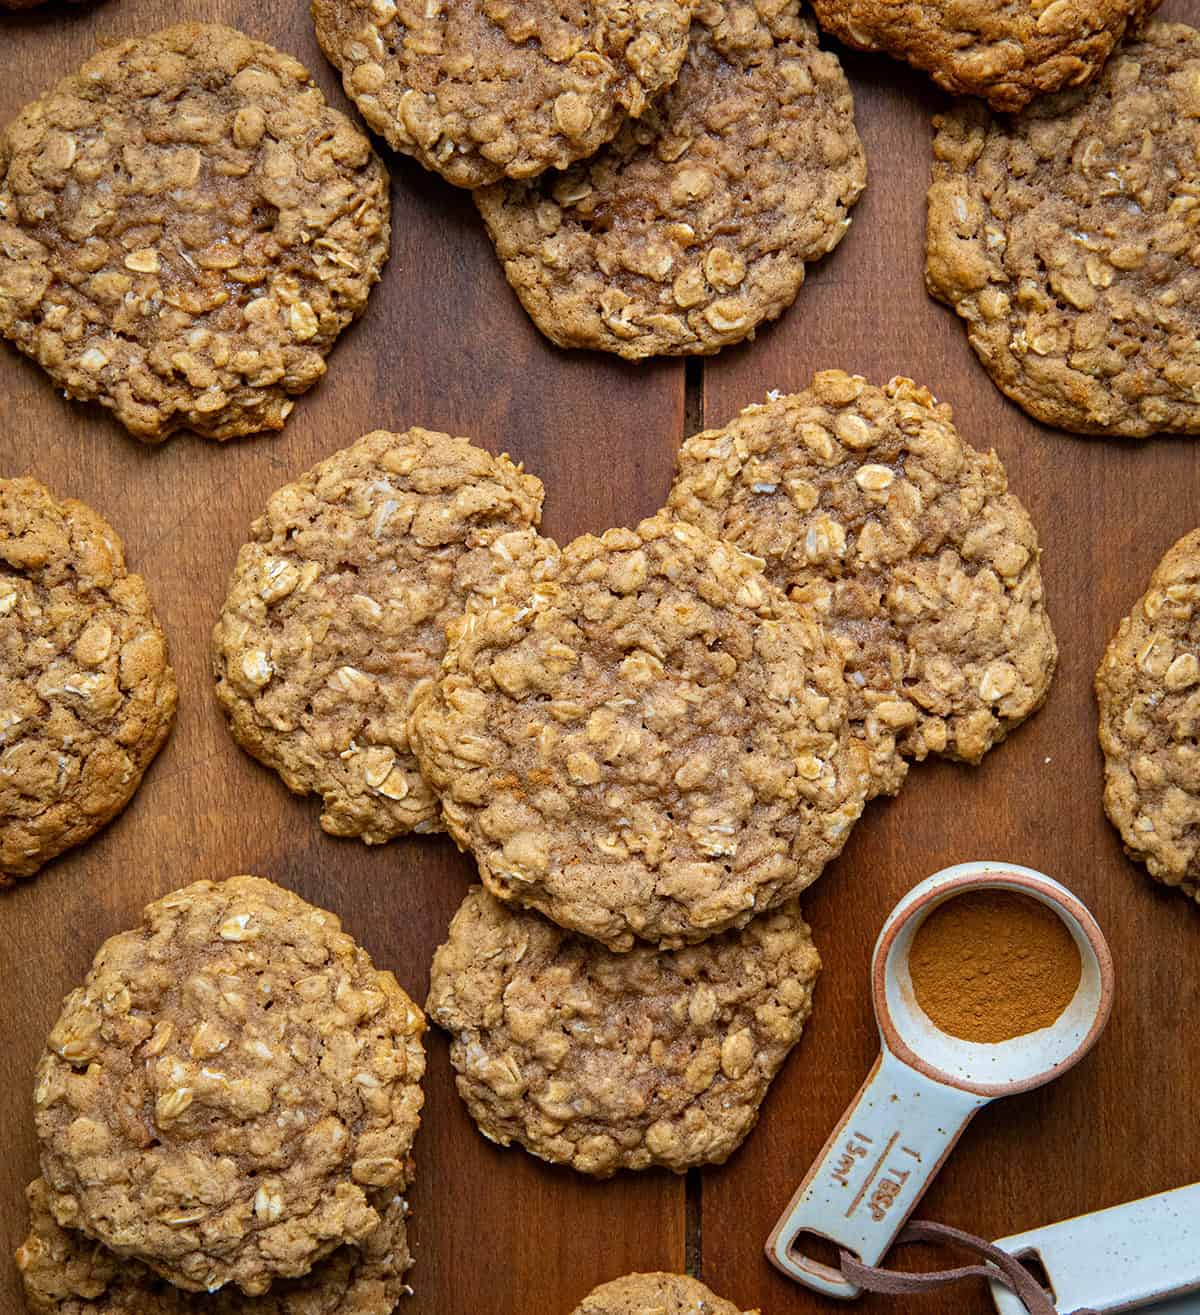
810;0;1160;112
428;887;819;1176
1;477;176;884
16;1178;413;1315
927;25;1200;439
570;1273;756;1315
312;0;694;190
669;373;1056;775
212;429;544;843
0;23;389;443
34;876;426;1296
474;0;865;359
1097;530;1200;899
410;512;869;950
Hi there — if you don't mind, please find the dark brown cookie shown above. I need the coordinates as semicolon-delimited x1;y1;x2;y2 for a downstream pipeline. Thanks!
35;876;426;1296
0;24;389;442
1;477;176;884
474;0;865;358
811;0;1161;111
926;24;1200;438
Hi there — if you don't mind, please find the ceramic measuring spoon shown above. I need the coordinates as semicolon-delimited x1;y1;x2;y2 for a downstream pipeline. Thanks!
990;1182;1200;1314
766;860;1115;1300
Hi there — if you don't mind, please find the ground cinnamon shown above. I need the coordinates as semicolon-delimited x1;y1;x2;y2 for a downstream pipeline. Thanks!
907;890;1082;1044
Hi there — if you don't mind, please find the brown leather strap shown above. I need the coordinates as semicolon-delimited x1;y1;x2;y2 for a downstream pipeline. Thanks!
839;1220;1099;1315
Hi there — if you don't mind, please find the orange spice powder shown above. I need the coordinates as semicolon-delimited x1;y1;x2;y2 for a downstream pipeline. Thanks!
908;890;1082;1044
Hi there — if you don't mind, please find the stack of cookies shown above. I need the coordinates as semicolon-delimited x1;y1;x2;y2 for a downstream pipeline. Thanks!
206;372;1056;1180
15;875;426;1315
313;0;868;359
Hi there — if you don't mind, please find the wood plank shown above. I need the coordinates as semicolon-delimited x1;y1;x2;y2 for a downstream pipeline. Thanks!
697;3;1200;1310
0;4;686;1312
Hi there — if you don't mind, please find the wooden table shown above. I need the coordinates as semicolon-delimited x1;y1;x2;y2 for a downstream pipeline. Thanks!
2;3;1198;1312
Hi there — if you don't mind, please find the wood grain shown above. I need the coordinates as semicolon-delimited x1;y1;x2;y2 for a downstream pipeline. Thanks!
0;2;1197;1314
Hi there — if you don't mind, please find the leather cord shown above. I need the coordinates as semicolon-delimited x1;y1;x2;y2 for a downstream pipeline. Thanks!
838;1220;1099;1315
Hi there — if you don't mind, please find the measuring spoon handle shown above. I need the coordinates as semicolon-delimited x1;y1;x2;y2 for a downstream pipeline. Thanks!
766;1047;989;1298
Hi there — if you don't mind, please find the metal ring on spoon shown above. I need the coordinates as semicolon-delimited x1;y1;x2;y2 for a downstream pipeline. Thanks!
766;860;1115;1300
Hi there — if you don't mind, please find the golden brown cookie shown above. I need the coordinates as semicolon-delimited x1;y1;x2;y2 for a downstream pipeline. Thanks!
570;1273;757;1315
212;429;545;843
669;373;1056;778
34;876;426;1296
474;0;865;358
428;887;820;1176
16;1178;414;1315
926;24;1200;438
1;477;176;884
410;512;870;950
0;24;389;442
810;0;1161;111
312;0;694;189
1097;530;1200;900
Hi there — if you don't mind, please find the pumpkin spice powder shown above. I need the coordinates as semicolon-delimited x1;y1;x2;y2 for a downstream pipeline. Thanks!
908;890;1082;1044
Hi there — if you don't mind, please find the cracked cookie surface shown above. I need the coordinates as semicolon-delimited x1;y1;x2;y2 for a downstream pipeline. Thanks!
312;0;694;190
428;887;819;1176
669;373;1056;777
16;1178;414;1315
1097;530;1200;899
474;0;865;358
410;511;869;950
34;876;426;1296
0;477;176;884
811;0;1160;111
570;1273;756;1315
0;23;389;442
926;24;1200;438
212;429;544;843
